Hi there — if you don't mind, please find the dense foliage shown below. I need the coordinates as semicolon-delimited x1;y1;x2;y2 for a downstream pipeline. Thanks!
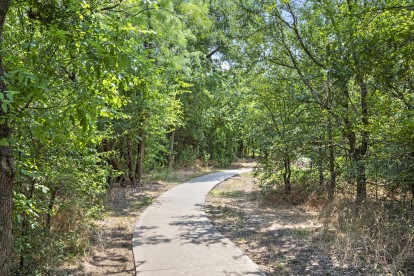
0;0;412;274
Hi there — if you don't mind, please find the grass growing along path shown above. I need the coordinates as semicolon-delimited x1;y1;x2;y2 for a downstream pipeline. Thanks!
56;167;215;275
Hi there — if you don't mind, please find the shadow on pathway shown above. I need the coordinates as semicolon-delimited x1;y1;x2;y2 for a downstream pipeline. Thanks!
132;169;266;275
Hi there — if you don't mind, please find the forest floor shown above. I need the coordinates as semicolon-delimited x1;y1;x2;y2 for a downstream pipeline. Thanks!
205;172;364;276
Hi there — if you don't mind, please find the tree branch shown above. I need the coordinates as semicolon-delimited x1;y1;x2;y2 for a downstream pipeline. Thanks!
286;3;326;70
206;47;220;59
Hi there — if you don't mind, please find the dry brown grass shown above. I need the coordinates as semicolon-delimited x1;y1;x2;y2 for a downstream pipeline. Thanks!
321;199;414;275
206;173;414;275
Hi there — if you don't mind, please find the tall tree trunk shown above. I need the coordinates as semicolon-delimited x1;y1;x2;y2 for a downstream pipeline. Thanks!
327;116;336;200
0;148;13;275
356;77;369;203
282;155;291;194
168;131;175;170
127;138;136;186
342;86;367;204
251;138;255;158
0;2;13;273
317;141;324;188
46;189;57;230
238;140;244;158
356;157;366;203
136;130;145;184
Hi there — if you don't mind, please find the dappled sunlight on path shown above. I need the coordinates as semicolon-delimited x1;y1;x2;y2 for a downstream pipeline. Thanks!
133;169;266;275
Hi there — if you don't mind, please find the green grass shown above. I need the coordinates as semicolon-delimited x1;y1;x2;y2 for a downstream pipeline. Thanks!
276;262;286;270
144;168;175;181
144;167;216;183
293;228;310;237
132;196;154;208
211;190;245;198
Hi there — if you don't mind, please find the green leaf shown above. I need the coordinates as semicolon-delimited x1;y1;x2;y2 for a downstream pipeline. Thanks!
6;92;14;101
1;102;8;113
35;184;49;194
0;138;10;147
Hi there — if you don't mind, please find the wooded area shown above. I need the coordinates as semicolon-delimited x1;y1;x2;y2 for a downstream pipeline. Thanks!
0;0;413;274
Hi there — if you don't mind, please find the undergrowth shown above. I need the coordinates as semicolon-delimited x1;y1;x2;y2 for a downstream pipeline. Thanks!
259;181;414;275
325;200;414;274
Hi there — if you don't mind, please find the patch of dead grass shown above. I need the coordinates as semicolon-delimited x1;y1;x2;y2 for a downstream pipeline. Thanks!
206;173;364;275
207;173;414;275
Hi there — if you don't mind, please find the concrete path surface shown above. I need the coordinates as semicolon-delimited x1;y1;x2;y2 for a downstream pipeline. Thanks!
132;169;266;275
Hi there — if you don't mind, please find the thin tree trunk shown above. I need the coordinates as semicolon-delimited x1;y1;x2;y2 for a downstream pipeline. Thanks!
46;189;57;230
327;116;336;200
136;130;145;184
238;140;244;158
127;138;136;186
251;138;255;158
168;131;175;170
0;2;13;273
356;77;369;203
283;155;291;194
19;214;26;271
317;142;324;188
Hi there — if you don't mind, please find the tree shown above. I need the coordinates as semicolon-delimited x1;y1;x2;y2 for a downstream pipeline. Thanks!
0;0;13;273
223;0;414;204
1;0;126;272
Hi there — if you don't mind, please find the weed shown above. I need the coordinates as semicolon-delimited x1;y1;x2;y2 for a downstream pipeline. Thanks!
276;262;286;270
293;228;310;237
133;196;154;208
211;190;245;198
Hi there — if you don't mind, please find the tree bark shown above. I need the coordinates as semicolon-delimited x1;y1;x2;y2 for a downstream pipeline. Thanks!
356;157;366;202
127;138;136;186
0;2;13;273
168;131;175;171
355;77;369;203
0;148;13;275
327;116;336;200
136;130;145;184
317;142;324;188
238;140;244;158
341;86;367;203
46;189;57;230
282;155;291;194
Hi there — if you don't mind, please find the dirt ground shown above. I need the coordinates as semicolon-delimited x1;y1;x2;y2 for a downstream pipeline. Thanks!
205;172;363;276
57;168;214;275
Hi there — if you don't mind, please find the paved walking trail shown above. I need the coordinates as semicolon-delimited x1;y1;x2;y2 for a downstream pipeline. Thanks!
132;169;266;275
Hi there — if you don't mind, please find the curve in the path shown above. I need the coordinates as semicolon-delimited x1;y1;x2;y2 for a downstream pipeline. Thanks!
132;169;266;276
